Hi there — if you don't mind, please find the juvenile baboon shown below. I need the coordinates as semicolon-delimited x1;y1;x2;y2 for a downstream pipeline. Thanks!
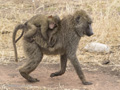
46;15;60;47
25;15;60;41
13;10;94;85
13;15;60;62
14;15;60;43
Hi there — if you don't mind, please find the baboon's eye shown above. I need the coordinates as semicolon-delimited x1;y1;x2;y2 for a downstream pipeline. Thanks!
76;16;80;23
55;24;58;27
88;21;93;24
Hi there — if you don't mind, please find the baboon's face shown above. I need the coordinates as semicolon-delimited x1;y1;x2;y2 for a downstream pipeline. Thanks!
48;15;60;30
49;21;56;29
74;10;94;37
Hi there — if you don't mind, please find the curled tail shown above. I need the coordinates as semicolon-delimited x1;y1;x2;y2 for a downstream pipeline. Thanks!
12;24;25;62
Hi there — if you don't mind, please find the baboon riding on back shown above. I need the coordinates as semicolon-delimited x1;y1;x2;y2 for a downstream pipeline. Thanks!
13;10;93;85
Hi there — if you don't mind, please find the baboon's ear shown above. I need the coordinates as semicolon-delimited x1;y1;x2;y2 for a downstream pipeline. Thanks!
54;15;60;24
75;16;80;23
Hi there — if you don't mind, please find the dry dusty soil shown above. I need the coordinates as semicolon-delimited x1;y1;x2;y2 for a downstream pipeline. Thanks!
0;60;120;90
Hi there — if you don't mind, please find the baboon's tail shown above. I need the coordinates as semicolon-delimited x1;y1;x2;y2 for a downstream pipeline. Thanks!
15;29;24;43
12;24;25;62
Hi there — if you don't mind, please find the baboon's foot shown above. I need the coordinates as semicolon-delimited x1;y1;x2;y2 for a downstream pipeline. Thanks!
28;77;39;82
20;72;39;82
82;81;92;85
50;71;64;77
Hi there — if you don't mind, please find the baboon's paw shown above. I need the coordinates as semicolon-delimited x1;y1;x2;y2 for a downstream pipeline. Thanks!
82;81;92;85
50;73;57;77
28;78;40;82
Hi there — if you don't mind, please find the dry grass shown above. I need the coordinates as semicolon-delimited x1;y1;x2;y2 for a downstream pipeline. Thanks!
0;0;120;66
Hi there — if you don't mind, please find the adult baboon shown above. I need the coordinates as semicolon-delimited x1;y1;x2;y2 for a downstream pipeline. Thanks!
13;15;60;62
14;10;94;85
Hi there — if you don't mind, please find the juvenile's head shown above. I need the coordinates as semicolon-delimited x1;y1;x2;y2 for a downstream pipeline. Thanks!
47;15;60;30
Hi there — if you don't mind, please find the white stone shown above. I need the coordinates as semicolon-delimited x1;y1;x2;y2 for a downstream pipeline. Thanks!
84;42;110;53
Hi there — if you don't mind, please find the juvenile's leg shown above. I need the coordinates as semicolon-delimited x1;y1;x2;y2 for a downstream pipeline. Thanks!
50;54;67;77
24;23;37;42
19;41;43;82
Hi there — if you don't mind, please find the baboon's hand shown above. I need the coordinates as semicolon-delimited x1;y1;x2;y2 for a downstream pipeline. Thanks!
51;35;56;46
48;35;57;47
25;38;34;43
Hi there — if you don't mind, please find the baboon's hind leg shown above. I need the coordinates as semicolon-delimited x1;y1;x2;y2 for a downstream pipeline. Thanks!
19;41;43;82
50;54;67;77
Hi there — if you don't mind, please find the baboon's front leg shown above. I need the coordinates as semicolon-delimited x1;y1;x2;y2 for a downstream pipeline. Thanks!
68;55;92;85
50;54;67;77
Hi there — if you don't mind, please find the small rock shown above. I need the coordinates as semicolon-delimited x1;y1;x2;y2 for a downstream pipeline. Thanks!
102;60;110;65
84;42;110;53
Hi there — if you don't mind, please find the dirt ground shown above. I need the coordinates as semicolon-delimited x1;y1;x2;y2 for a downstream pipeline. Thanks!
0;60;120;90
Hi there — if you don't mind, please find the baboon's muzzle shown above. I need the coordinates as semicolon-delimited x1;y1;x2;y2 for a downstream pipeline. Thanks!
86;25;94;36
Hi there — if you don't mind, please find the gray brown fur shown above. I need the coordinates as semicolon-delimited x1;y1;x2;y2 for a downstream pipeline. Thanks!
14;10;93;85
12;15;60;62
25;14;60;41
47;15;60;47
